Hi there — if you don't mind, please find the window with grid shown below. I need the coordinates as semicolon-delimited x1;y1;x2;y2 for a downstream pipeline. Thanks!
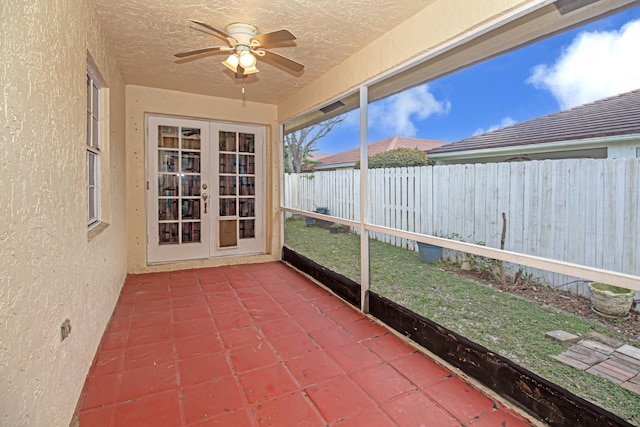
87;71;100;227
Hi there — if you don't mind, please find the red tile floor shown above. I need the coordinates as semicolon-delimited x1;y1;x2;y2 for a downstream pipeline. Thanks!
74;262;536;426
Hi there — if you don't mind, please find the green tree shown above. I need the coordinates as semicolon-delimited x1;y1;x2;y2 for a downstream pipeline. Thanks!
284;115;344;173
356;147;434;169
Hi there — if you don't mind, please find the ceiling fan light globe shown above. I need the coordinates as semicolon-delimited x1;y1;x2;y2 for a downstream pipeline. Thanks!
242;64;260;74
238;51;257;68
222;54;239;72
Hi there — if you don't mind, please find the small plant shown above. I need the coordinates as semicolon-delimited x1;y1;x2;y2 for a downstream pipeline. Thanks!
446;233;470;268
446;233;503;283
514;268;541;287
476;257;502;283
447;229;509;285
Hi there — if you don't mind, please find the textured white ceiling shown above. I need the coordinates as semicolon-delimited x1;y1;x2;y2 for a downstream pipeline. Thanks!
92;0;434;104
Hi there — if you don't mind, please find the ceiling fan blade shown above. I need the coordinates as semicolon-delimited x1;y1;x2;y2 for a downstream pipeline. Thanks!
174;46;224;58
251;29;296;47
260;49;304;72
188;19;232;41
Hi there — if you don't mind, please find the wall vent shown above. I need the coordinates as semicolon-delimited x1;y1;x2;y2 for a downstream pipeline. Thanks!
319;100;345;114
555;0;601;15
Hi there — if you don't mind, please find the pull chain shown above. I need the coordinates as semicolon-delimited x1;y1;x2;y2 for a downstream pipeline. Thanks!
242;76;245;94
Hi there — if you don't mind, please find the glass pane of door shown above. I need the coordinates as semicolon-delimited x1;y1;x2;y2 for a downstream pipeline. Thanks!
157;125;203;245
216;131;257;248
148;117;209;262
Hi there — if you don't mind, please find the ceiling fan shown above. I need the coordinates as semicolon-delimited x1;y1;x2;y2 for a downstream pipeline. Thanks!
175;19;305;78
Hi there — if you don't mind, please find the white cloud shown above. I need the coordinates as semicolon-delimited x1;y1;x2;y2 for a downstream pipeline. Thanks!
368;84;451;136
473;116;517;136
527;18;640;109
339;108;361;127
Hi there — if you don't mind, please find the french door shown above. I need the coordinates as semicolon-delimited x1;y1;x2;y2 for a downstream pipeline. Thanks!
147;115;265;263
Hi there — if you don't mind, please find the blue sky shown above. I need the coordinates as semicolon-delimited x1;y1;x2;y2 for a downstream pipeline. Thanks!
315;5;640;154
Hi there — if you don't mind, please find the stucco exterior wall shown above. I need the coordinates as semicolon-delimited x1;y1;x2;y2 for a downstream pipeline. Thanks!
277;0;532;122
0;1;127;426
125;85;281;274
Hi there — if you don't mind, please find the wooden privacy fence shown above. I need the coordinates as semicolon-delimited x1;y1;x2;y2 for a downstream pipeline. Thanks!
283;158;640;296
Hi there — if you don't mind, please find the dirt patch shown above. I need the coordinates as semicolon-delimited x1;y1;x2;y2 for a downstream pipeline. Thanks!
444;265;640;343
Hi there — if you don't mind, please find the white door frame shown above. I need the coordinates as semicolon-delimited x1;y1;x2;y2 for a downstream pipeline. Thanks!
146;114;266;264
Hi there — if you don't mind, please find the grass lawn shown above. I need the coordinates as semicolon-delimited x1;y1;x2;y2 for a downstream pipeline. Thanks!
284;218;640;425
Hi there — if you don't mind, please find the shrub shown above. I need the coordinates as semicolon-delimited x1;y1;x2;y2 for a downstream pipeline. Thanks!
356;147;434;169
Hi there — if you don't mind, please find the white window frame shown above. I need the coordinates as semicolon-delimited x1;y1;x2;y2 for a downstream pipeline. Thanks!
87;69;101;228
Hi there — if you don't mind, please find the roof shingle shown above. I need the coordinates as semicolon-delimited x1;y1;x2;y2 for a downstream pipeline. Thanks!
428;89;640;155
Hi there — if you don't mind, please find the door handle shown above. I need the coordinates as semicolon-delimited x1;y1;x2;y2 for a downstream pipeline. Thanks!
202;193;208;214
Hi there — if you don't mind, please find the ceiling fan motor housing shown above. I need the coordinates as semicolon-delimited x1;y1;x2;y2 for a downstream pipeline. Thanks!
225;23;259;46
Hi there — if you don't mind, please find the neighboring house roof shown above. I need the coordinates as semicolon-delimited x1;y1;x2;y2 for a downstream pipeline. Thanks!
307;153;331;162
301;152;331;170
316;136;448;169
428;88;640;156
